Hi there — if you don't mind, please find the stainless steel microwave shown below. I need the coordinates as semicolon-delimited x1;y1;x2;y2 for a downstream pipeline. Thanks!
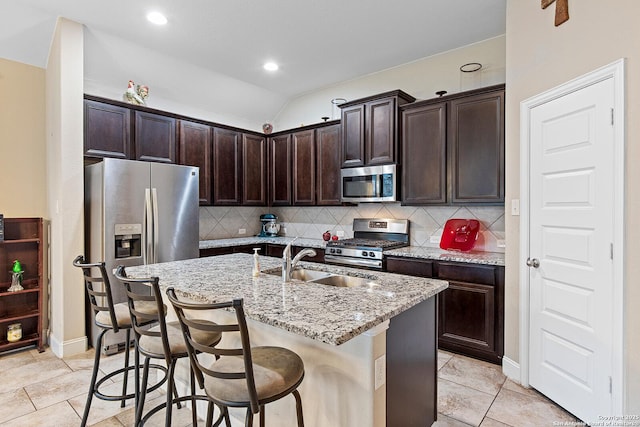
341;164;397;203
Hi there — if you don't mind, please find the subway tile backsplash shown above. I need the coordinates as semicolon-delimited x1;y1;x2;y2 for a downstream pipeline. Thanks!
199;203;505;253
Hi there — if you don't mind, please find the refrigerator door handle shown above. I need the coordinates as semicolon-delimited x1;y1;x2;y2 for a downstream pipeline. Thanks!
152;188;159;264
144;188;153;265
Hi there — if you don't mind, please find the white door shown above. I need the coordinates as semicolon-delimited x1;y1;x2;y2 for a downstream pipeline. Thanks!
528;78;614;421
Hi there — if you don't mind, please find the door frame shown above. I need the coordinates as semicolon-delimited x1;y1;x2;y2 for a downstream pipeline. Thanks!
518;59;626;413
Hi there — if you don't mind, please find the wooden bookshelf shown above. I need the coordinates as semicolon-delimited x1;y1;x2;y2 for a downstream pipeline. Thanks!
0;218;44;353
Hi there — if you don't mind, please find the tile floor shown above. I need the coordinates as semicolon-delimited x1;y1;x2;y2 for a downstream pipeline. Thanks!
0;345;578;426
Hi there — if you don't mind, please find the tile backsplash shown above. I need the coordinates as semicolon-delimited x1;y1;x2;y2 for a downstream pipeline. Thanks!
199;203;505;253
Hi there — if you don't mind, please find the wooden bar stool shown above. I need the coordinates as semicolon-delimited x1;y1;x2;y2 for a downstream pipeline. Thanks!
167;287;305;427
73;255;166;427
114;266;223;426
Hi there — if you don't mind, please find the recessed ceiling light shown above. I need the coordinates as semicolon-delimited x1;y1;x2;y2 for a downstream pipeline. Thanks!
147;11;168;25
263;62;279;71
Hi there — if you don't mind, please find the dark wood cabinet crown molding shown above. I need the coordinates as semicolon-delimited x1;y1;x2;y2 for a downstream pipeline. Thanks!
338;89;416;109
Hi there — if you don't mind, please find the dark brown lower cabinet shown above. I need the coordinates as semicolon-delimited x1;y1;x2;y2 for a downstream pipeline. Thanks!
386;256;504;364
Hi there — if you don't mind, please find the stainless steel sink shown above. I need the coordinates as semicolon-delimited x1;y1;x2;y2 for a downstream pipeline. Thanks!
289;269;333;282
264;267;376;288
310;274;374;288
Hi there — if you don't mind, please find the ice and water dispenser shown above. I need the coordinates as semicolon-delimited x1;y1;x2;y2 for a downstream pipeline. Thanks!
114;224;142;258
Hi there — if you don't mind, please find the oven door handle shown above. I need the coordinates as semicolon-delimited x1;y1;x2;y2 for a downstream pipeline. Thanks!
325;255;383;269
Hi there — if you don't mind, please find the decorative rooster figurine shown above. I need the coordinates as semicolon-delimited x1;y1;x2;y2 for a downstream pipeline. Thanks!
124;80;148;105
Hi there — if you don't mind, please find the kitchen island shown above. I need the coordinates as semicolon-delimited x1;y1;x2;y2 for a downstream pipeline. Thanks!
125;253;448;427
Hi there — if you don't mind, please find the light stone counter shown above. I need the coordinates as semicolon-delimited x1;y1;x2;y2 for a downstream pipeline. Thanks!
124;253;448;345
199;237;505;266
384;245;505;266
199;236;327;250
124;253;446;427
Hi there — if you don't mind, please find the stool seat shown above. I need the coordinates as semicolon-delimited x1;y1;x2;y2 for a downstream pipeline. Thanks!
95;301;164;329
138;320;221;357
205;346;304;404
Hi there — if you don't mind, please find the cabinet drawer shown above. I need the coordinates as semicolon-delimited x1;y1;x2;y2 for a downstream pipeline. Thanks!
386;257;433;278
437;262;496;286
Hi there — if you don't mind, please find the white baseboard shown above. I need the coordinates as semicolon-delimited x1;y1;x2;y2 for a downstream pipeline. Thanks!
502;356;521;380
49;332;88;358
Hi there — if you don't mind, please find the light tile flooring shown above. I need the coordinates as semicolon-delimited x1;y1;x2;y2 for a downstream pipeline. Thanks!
0;345;578;426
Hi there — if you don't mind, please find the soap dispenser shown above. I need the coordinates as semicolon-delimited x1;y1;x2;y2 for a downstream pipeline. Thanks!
252;247;261;277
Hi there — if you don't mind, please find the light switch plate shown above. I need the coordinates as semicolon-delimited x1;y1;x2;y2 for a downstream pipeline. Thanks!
511;199;520;216
430;235;441;244
238;228;246;235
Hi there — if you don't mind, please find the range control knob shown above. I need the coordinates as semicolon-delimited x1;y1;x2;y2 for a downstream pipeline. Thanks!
368;251;375;257
336;249;342;254
361;251;368;257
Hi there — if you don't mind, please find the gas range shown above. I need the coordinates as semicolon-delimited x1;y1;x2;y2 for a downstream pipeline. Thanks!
325;218;409;270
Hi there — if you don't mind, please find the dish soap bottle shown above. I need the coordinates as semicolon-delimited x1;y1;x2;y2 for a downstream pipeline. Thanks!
252;247;261;277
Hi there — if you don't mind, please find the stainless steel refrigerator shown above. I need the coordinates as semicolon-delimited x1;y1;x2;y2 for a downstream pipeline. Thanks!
84;158;199;354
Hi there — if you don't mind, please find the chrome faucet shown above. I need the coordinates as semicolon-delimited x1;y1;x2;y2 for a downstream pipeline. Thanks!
282;238;317;282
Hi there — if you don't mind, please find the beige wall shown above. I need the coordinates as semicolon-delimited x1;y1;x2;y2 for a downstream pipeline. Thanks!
0;58;46;217
274;36;506;131
505;0;640;413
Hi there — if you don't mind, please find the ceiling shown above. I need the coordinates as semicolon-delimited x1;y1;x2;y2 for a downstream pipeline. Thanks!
1;0;505;129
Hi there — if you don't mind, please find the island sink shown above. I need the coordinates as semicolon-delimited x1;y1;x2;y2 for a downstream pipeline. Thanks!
264;267;376;288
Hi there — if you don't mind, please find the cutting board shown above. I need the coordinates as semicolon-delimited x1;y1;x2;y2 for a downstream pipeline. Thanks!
440;219;480;251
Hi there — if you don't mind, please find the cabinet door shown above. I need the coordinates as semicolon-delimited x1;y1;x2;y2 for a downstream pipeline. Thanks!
341;104;365;167
243;134;267;205
448;90;504;203
134;111;176;163
178;120;212;205
269;135;292;206
316;124;342;205
213;128;241;205
84;100;131;159
438;281;495;355
401;103;447;204
292;130;316;205
366;98;395;165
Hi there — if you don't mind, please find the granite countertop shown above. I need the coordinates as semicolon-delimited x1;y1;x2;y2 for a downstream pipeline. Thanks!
383;246;505;266
199;236;327;250
124;253;448;346
199;237;505;266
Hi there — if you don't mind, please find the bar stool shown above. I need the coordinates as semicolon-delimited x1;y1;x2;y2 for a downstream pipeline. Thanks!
73;255;167;427
167;287;305;427
114;265;223;426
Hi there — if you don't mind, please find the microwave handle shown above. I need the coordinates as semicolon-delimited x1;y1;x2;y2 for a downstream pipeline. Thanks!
376;174;382;197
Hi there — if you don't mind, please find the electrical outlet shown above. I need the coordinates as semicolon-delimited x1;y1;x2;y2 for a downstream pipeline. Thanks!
238;228;246;235
336;230;345;237
497;239;506;248
430;235;441;244
374;354;386;390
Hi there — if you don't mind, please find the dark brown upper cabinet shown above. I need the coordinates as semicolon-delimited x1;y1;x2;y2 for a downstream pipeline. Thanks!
212;127;242;205
134;111;176;163
292;129;316;205
242;134;267;206
401;103;447;204
269;134;292;206
339;90;415;168
400;85;505;205
84;100;131;159
448;88;505;204
177;120;212;205
316;123;342;205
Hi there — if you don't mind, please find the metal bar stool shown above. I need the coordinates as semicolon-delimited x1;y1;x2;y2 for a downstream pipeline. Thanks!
114;265;223;426
73;255;167;427
167;287;305;427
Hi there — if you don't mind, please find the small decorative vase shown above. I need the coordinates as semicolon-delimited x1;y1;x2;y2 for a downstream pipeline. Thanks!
262;123;273;134
7;271;23;292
